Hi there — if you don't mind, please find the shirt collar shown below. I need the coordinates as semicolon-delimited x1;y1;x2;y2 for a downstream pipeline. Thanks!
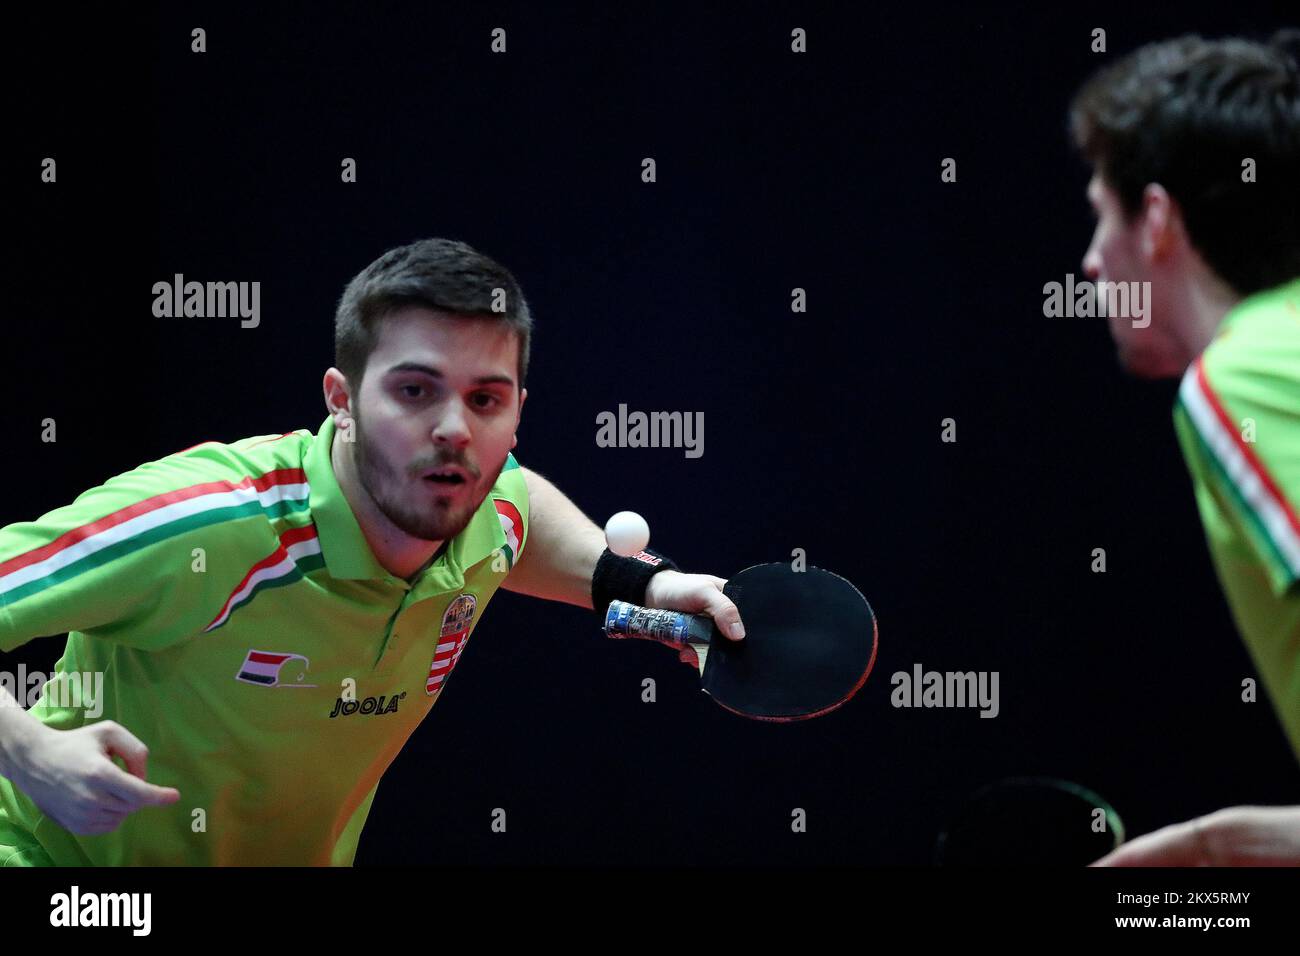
304;415;391;581
1217;276;1300;337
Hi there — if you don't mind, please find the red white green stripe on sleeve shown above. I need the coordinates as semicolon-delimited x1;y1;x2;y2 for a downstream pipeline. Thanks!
494;498;525;569
1178;357;1300;582
0;469;312;608
203;523;324;633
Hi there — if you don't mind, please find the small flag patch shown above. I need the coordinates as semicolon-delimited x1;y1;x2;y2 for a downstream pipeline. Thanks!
236;649;314;688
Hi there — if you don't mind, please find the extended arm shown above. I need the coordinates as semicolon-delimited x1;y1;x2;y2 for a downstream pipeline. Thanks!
500;466;604;608
500;467;745;640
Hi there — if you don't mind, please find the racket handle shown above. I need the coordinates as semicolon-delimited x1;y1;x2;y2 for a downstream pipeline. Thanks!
603;601;714;649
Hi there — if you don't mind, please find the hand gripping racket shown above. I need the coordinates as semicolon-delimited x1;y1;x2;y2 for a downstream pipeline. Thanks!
603;562;878;721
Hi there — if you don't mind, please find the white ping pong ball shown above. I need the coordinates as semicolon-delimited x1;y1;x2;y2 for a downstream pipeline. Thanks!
604;511;650;557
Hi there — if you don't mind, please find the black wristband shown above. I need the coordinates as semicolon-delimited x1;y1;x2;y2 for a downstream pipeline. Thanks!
591;547;679;624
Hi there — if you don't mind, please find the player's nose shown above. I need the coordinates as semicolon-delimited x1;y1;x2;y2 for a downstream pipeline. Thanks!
431;403;472;447
1081;246;1102;282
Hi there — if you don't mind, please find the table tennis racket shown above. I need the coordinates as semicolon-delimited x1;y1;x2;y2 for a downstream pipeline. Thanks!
935;777;1125;866
603;562;878;721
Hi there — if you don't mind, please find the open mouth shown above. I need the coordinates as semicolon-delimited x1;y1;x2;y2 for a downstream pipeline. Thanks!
422;467;470;487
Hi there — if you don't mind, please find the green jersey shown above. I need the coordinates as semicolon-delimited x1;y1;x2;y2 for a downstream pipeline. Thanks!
0;414;529;865
1173;276;1300;759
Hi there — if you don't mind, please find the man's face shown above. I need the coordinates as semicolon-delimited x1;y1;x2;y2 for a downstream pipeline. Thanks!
347;306;526;542
1081;173;1184;378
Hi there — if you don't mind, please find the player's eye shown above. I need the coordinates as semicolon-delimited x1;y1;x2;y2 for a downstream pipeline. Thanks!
471;393;500;409
399;384;425;400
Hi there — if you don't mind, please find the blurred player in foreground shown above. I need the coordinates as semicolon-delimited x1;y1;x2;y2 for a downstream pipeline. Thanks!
1068;31;1300;865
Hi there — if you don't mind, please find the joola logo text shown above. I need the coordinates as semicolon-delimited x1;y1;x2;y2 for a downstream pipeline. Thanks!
328;692;407;718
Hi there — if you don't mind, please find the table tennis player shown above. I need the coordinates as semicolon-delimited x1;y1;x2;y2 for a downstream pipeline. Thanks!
1066;32;1300;865
0;237;745;865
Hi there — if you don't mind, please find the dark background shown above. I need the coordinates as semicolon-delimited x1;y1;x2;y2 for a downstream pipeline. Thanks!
8;1;1297;865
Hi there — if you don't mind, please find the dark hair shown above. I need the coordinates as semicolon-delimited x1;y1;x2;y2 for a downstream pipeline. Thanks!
1069;31;1300;295
334;238;533;391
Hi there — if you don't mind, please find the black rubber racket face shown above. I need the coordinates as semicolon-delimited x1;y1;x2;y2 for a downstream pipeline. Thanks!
935;777;1125;867
700;563;877;721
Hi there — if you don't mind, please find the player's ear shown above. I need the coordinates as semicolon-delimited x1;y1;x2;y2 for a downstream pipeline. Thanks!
323;367;353;421
1139;183;1175;260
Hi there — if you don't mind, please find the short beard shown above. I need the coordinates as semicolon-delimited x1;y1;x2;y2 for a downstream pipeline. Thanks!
351;405;495;542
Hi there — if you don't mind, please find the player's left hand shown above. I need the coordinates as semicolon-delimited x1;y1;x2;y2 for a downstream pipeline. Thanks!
643;570;746;642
